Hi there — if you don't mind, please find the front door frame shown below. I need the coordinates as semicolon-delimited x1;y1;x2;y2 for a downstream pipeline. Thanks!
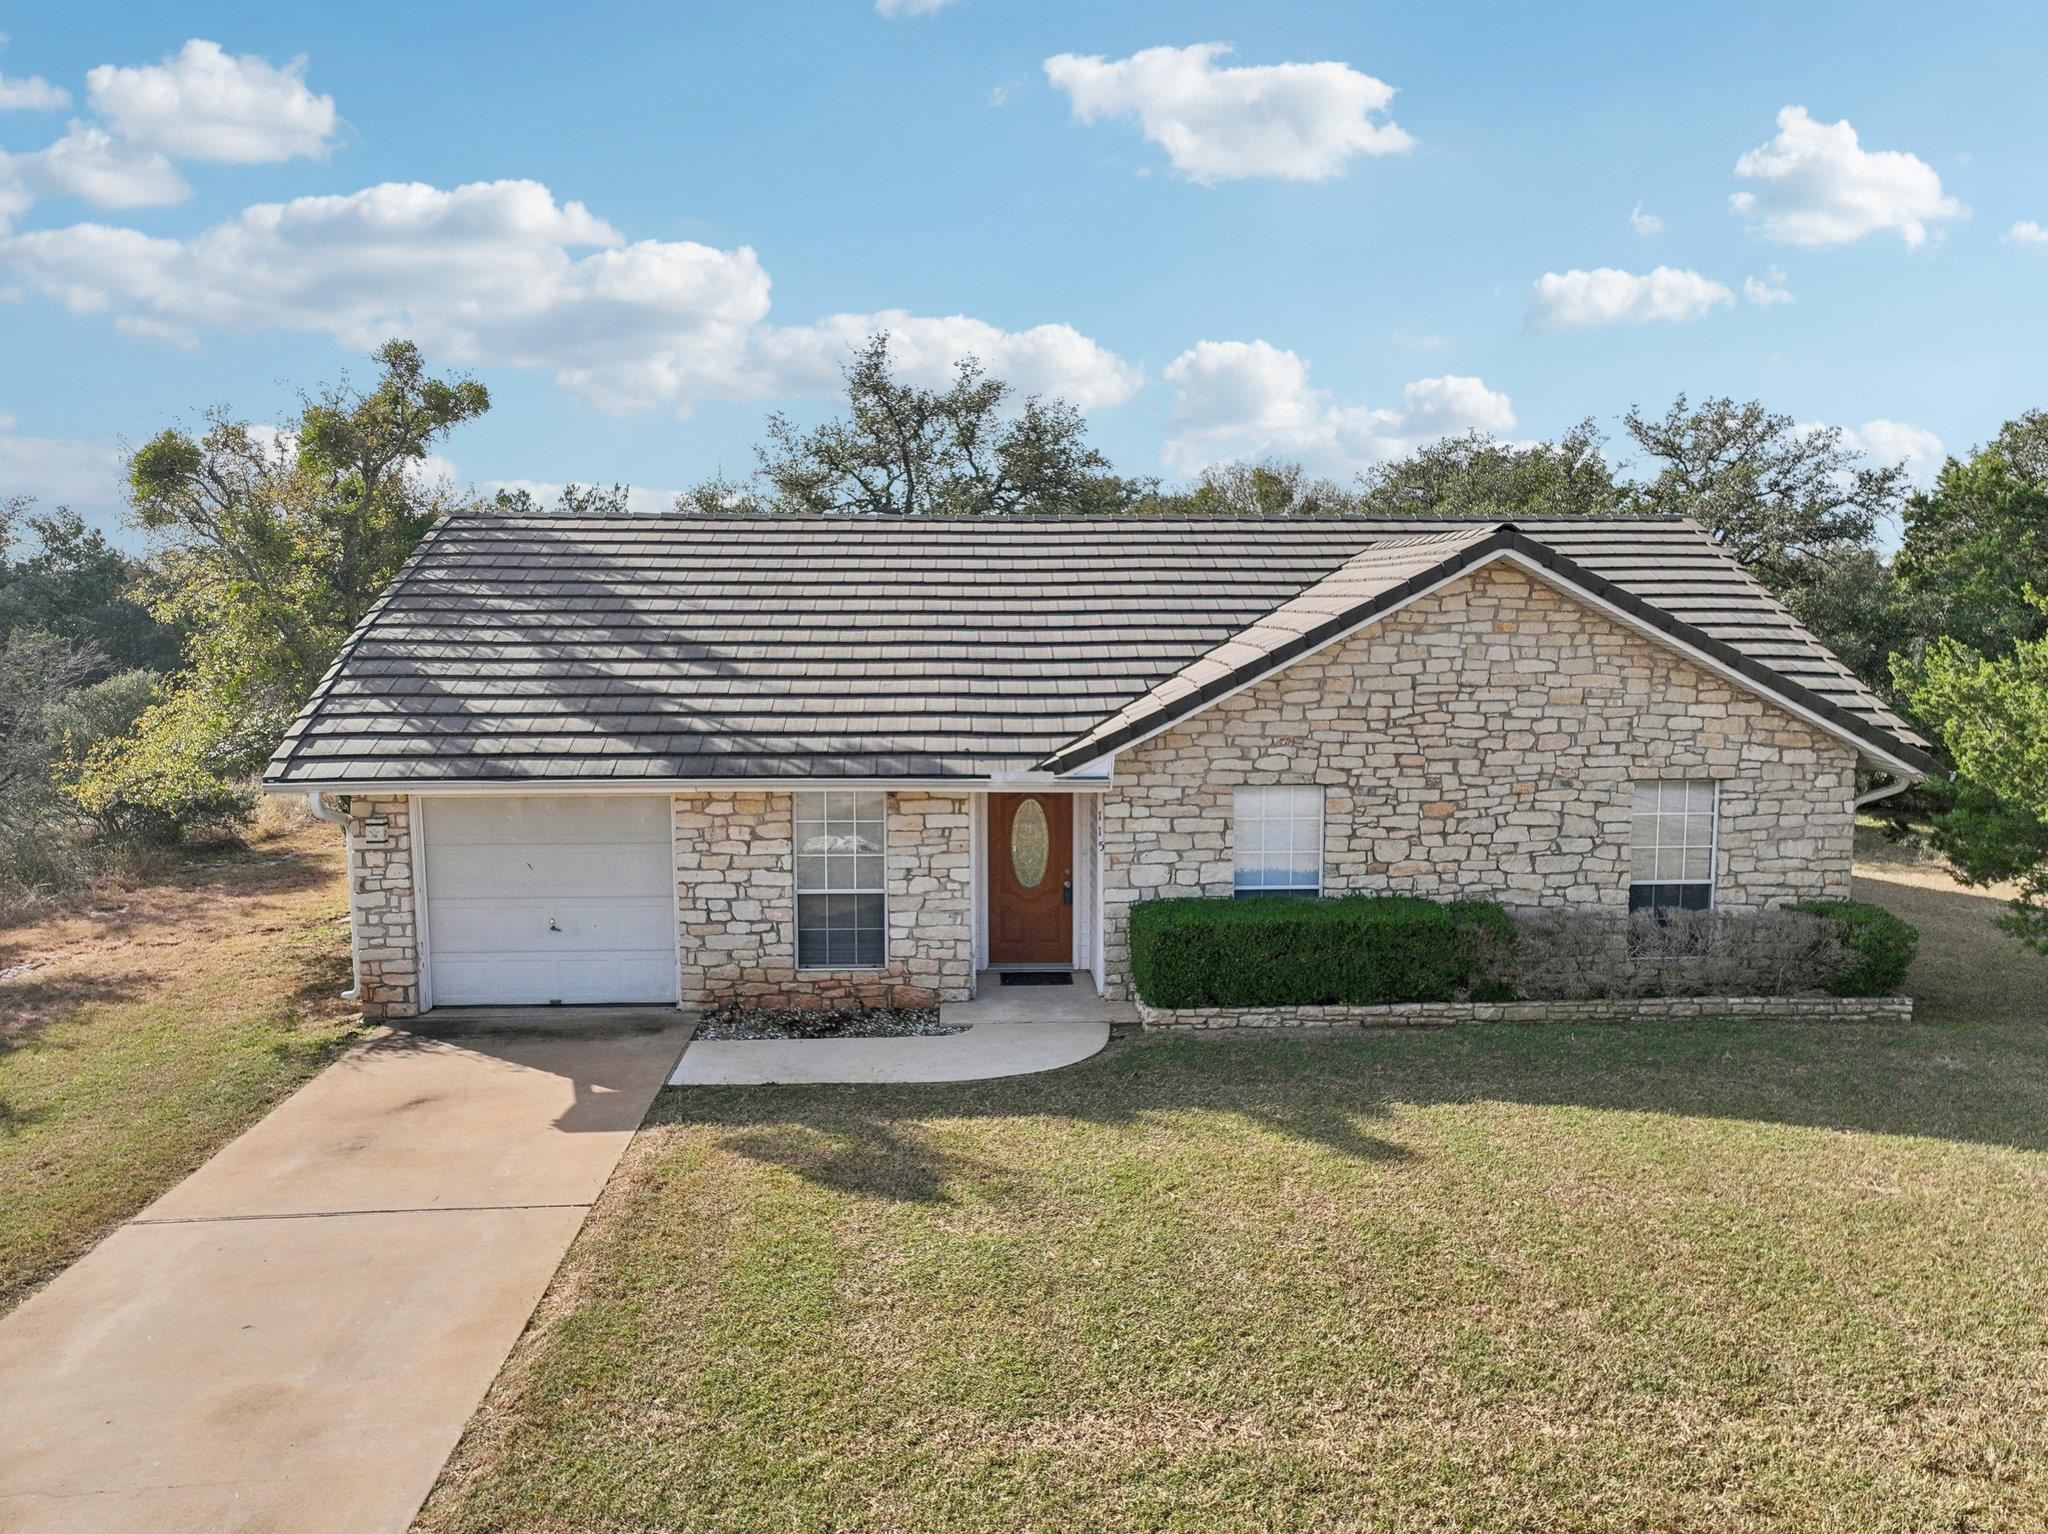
971;789;1104;990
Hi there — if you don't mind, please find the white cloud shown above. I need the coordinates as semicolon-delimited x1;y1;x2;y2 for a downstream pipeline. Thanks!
0;39;336;230
0;418;126;513
2004;219;2048;247
113;313;200;348
1629;201;1663;237
6;121;189;211
1849;418;1944;485
1528;266;1733;328
1043;43;1412;184
85;39;337;163
0;33;69;111
1731;106;1963;248
1161;339;1512;476
0;178;1141;417
1742;265;1793;306
875;0;955;15
745;309;1143;411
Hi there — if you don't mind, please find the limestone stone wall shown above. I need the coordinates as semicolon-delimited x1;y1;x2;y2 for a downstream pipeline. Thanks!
1099;562;1861;998
674;789;974;1009
344;793;420;1020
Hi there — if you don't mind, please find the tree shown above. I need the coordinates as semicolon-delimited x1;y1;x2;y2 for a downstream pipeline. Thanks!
0;631;96;815
1894;411;2048;660
1623;396;1903;593
1163;460;1361;518
70;340;488;825
1353;420;1622;519
1623;396;1908;682
690;334;1145;517
478;483;635;516
1897;597;2048;949
0;498;180;672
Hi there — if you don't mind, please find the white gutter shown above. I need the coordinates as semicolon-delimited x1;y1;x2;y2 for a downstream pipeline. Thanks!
303;791;361;1002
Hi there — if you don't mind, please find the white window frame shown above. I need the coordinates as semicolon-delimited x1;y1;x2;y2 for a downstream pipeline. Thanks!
1627;778;1719;914
794;790;889;970
1232;785;1325;896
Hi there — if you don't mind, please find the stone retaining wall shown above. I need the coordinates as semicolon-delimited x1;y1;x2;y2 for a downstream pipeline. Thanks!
1137;994;1914;1030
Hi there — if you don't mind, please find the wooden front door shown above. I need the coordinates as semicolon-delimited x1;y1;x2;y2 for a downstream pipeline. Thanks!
987;793;1073;967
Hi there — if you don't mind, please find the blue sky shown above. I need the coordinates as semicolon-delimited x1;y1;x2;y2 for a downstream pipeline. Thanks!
3;1;2044;542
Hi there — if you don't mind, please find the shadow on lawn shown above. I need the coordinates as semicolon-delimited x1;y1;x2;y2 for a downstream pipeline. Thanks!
708;1084;1413;1203
664;1013;2048;1204
664;866;2048;1204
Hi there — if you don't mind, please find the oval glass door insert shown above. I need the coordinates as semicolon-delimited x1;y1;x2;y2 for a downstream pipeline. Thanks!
1010;798;1050;888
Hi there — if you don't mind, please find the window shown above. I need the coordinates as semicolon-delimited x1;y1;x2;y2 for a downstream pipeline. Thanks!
795;791;886;968
1233;786;1324;895
1628;779;1717;915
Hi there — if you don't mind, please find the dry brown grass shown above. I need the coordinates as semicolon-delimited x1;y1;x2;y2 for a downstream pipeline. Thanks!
0;819;363;1313
1853;821;2048;1027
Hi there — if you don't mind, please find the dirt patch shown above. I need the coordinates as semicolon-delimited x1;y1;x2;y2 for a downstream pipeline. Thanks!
0;824;349;1044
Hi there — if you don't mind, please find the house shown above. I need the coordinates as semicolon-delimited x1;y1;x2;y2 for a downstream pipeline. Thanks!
262;514;1936;1017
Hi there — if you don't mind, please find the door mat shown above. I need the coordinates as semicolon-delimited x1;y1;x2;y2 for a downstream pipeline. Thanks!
999;971;1074;986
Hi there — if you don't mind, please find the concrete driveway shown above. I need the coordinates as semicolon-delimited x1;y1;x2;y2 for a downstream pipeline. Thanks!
0;1009;689;1534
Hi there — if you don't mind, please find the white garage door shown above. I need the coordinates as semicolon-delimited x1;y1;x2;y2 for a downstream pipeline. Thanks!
420;795;677;1007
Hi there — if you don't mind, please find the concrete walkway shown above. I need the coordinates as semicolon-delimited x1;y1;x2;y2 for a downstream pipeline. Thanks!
0;1008;689;1534
672;1017;1111;1086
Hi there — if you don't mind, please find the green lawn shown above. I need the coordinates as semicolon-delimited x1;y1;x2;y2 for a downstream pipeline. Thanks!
0;822;362;1314
419;868;2048;1533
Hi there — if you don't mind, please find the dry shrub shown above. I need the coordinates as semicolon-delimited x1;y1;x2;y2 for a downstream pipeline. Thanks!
1501;906;1851;1000
250;791;318;841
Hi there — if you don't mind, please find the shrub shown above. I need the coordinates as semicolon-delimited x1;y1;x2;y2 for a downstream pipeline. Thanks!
1500;907;1851;1000
1791;899;1919;996
1129;893;1513;1008
61;680;257;844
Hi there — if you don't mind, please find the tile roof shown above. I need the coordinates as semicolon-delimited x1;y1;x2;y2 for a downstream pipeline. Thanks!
263;514;1934;787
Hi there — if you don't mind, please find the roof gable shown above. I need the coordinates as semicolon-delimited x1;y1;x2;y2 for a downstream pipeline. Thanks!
1035;526;1935;777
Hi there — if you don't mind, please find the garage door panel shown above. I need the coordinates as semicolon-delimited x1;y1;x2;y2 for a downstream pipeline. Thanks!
427;956;679;1008
420;794;677;1007
425;844;672;900
426;794;671;845
425;897;676;953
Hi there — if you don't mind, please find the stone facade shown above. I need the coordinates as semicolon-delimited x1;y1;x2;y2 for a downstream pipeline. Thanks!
1098;562;1861;998
338;563;1869;1020
1136;995;1914;1030
339;788;972;1021
343;794;420;1021
674;789;974;1010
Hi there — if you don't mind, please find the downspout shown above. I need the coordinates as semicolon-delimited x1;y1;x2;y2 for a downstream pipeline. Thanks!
305;791;362;1001
1853;772;1918;811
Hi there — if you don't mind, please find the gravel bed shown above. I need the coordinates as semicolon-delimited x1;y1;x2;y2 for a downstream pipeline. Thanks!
693;1005;963;1040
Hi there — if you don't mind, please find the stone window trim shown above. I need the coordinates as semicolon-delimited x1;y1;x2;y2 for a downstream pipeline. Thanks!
1232;784;1326;896
1628;777;1720;916
793;789;889;971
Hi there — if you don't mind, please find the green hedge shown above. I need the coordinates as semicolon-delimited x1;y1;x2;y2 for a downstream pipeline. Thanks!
1791;899;1919;996
1129;893;1515;1009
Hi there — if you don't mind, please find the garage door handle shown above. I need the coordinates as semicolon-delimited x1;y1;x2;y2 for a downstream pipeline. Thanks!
548;919;561;932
